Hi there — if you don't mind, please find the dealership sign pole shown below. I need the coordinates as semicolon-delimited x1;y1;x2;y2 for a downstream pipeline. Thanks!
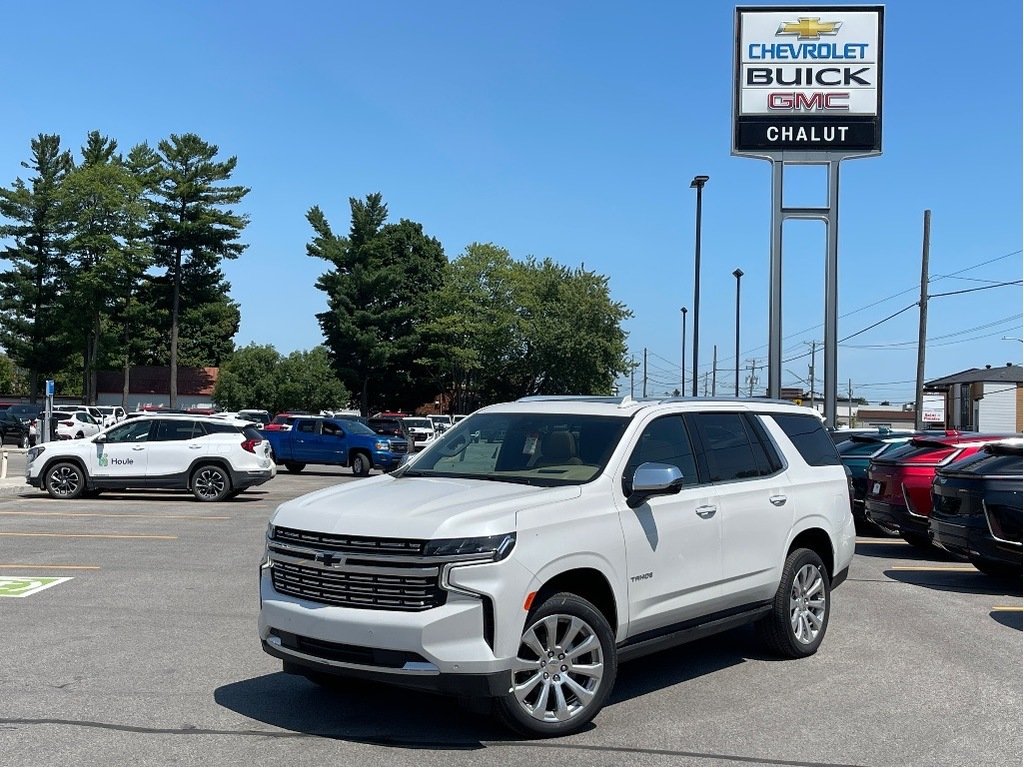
733;5;883;427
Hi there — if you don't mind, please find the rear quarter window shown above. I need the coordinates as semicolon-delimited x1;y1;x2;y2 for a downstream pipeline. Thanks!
769;413;841;467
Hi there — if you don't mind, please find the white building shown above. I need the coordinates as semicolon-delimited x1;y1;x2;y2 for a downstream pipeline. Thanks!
924;364;1022;433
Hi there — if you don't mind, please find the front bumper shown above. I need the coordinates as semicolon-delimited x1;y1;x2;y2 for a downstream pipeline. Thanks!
259;565;516;690
371;451;403;470
864;498;927;537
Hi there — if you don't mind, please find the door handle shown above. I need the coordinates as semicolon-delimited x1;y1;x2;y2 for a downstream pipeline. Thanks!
770;495;788;507
131;446;145;451
188;444;202;449
695;505;717;519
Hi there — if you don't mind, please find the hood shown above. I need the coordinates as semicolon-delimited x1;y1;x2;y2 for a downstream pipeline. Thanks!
271;474;582;540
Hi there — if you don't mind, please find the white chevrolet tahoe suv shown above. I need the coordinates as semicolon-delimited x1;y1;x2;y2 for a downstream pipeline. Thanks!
259;397;855;736
26;413;275;501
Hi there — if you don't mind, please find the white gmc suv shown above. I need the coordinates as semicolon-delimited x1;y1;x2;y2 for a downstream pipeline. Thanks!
259;397;855;736
26;413;275;501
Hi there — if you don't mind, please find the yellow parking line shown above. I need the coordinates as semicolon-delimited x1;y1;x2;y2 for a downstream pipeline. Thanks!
992;606;1023;612
0;532;176;540
0;564;100;570
889;565;979;572
0;511;228;521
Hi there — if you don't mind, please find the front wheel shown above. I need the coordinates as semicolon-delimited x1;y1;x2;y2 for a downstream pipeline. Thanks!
284;462;305;474
494;592;617;738
45;462;85;500
758;547;831;658
351;452;371;477
191;464;231;502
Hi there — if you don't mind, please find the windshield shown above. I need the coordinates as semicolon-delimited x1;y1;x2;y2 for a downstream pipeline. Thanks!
404;418;431;428
401;412;630;487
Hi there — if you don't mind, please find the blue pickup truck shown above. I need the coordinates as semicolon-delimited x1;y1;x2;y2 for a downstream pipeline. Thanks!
260;416;408;476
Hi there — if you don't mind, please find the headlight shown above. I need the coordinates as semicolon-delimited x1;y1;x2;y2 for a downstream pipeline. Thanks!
27;446;45;463
266;522;276;541
423;532;516;561
375;440;390;451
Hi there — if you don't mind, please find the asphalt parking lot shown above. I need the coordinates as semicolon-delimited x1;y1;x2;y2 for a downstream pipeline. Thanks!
0;463;1020;766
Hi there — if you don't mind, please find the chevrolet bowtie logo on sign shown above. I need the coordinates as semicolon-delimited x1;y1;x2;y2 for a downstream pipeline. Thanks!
776;17;842;39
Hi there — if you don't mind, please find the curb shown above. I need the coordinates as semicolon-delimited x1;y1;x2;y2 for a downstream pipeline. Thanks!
0;482;30;497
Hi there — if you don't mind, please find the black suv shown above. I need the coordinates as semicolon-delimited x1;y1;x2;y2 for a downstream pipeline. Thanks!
0;410;32;447
367;417;408;439
929;440;1022;578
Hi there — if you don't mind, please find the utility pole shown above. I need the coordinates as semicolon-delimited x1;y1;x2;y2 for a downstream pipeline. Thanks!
703;371;709;397
638;348;647;397
711;345;718;396
746;359;758;397
915;210;931;430
808;340;816;412
848;379;854;427
630;355;635;398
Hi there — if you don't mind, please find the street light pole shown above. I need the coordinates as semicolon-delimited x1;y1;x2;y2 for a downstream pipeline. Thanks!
690;175;709;397
733;268;743;397
680;307;688;395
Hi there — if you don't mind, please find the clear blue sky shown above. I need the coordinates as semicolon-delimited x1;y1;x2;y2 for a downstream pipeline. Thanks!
2;0;1020;404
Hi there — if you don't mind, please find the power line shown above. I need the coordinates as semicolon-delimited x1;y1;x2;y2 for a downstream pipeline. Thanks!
928;279;1022;299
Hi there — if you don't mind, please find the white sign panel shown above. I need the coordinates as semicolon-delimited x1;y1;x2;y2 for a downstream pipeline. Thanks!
733;6;884;154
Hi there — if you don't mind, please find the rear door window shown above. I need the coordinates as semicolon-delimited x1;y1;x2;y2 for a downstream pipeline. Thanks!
768;413;841;467
687;413;766;482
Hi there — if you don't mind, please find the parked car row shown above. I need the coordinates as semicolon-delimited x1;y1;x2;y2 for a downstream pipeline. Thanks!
840;429;1022;578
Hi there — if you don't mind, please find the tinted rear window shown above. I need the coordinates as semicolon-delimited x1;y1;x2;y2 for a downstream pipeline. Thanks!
203;421;241;435
943;450;1022;476
688;412;780;482
769;413;841;466
836;439;883;457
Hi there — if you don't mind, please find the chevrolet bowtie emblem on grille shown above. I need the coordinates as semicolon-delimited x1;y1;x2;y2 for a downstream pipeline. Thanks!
316;552;345;566
776;17;842;39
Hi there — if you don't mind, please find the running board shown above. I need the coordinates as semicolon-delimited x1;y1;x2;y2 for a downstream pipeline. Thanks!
617;604;772;663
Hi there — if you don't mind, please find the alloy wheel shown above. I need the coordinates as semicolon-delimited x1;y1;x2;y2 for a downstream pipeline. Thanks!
511;613;605;724
194;468;226;500
790;563;827;644
49;466;81;497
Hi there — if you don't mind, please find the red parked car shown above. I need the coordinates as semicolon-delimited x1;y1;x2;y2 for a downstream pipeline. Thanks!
864;431;1017;548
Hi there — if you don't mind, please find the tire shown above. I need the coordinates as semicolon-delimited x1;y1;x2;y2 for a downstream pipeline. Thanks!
284;462;306;474
191;464;231;502
351;451;371;477
494;592;617;738
758;547;831;658
75;431;84;439
970;557;1019;579
45;461;86;500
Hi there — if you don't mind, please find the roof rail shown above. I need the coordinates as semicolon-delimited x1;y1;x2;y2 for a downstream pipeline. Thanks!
515;395;640;408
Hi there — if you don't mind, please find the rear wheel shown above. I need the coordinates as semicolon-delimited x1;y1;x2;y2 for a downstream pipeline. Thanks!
45;462;85;500
758;547;831;658
284;462;305;474
494;592;617;738
351;451;371;477
191;464;231;502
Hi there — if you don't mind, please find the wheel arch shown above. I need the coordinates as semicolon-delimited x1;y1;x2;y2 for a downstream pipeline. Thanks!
532;567;619;639
348;447;372;465
186;457;233;488
788;525;835;580
40;455;91;489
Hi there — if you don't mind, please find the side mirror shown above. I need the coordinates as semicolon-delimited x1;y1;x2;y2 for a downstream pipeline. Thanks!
94;435;107;444
627;462;685;509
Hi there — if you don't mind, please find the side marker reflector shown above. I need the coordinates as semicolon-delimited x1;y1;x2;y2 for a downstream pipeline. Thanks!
524;591;537;611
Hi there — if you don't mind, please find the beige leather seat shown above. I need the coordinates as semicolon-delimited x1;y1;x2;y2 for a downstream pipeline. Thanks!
538;431;582;466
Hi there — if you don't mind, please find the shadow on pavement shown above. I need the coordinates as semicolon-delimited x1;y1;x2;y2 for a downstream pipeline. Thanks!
855;541;961;563
883;568;1023;598
990;610;1023;631
216;631;757;747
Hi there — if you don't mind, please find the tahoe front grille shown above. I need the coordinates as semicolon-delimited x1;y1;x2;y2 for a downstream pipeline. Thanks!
273;526;425;555
270;559;446;611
